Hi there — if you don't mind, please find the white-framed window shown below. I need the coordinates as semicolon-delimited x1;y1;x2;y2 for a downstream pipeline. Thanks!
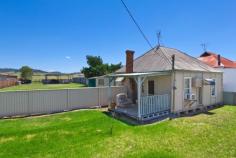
210;79;216;97
184;77;192;100
98;79;104;86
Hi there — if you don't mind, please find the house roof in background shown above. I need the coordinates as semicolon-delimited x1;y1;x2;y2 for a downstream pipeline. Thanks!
198;52;236;68
0;73;17;78
116;46;221;73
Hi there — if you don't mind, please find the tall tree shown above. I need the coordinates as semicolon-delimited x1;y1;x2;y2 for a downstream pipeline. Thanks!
20;66;33;80
81;55;122;78
107;63;122;73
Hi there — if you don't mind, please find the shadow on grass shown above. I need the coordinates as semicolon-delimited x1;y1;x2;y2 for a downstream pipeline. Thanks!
203;111;215;115
102;105;225;126
102;111;140;126
173;106;222;120
175;111;216;119
102;111;171;126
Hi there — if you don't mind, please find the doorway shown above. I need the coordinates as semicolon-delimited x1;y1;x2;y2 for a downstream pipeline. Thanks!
197;87;203;105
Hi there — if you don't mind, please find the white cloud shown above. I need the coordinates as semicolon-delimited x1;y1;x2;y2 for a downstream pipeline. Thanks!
65;56;71;60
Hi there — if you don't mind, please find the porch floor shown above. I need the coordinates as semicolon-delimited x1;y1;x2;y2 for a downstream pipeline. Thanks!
113;104;171;121
114;104;138;119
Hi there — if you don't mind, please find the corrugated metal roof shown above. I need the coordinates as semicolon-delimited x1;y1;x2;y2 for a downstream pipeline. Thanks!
0;73;17;77
116;46;221;73
198;52;236;68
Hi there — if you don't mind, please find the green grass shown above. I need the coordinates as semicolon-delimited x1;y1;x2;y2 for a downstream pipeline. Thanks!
0;82;86;91
0;106;236;158
4;72;83;82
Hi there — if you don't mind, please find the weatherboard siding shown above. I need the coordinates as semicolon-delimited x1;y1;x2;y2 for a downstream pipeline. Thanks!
142;75;172;96
173;71;223;112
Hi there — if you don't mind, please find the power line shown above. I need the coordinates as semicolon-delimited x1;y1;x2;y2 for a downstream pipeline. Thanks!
120;0;172;66
120;0;153;48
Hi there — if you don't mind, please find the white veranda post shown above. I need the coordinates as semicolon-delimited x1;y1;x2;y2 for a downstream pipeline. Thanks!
135;76;146;119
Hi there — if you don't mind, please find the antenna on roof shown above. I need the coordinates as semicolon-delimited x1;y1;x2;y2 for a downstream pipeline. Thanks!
201;43;208;52
156;31;162;47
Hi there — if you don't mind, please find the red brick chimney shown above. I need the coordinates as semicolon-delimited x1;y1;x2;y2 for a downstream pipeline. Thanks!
126;50;134;73
217;54;221;66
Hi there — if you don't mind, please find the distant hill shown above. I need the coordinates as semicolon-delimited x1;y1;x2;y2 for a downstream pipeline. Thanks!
0;68;48;74
0;68;82;75
32;69;48;73
0;68;18;73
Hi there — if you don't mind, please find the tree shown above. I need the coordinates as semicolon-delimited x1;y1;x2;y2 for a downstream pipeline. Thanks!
20;66;33;80
107;63;122;73
86;55;103;67
81;55;122;78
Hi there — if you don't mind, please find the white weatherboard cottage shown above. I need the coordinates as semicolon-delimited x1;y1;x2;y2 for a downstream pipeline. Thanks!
107;46;223;121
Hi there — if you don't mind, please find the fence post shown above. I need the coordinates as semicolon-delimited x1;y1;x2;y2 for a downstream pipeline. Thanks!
27;91;30;115
98;87;100;108
67;89;69;110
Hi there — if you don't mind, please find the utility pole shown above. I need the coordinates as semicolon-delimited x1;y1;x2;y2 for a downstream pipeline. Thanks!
172;55;175;71
171;54;176;114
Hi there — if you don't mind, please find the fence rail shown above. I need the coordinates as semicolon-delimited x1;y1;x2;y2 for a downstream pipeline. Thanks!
140;94;170;116
0;86;126;117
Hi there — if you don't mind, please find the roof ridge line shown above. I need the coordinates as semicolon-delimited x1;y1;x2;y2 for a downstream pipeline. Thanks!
163;46;219;72
130;47;156;64
158;47;173;66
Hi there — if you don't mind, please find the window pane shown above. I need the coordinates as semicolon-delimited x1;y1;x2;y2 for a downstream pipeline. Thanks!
185;89;190;94
184;78;190;89
98;79;104;86
211;85;215;96
211;79;216;96
184;78;191;96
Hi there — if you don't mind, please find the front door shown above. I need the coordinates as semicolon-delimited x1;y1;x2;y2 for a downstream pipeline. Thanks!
197;87;203;105
148;80;155;95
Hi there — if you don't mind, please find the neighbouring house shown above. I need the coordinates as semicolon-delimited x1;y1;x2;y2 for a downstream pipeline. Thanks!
107;46;223;121
0;73;18;89
88;76;110;87
72;73;87;85
198;51;236;104
42;73;73;84
88;77;97;87
88;75;123;87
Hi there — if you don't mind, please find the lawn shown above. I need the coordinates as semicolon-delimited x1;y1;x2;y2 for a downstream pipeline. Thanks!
0;106;236;158
0;82;86;91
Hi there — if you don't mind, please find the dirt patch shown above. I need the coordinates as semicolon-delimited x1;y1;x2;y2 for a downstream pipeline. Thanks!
0;137;15;144
24;134;36;141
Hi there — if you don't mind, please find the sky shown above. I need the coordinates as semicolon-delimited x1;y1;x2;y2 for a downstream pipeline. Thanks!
0;0;235;73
